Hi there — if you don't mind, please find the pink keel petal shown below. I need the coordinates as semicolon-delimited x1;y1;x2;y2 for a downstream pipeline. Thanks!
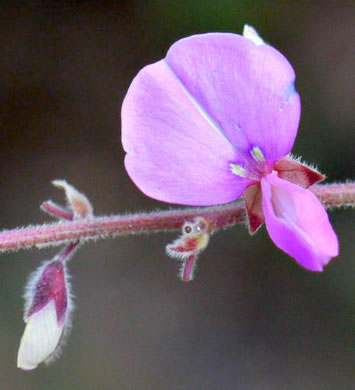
261;174;338;271
122;58;250;205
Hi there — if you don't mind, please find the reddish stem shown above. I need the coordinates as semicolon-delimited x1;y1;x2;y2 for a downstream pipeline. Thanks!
41;201;74;221
0;183;353;253
56;241;81;263
182;255;197;282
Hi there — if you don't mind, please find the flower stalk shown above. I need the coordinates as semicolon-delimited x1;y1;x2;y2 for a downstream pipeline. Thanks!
0;183;353;254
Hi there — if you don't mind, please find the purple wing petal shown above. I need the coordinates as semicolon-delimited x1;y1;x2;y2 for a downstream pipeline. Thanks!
261;173;338;271
122;59;251;205
165;33;301;164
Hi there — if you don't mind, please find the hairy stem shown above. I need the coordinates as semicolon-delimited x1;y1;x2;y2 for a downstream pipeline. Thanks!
310;183;355;208
0;183;353;253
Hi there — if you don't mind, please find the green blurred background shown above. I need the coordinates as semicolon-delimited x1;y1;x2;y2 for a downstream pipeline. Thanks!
0;1;354;389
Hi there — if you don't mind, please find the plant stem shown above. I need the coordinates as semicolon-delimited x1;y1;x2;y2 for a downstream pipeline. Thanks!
0;183;353;253
310;183;355;208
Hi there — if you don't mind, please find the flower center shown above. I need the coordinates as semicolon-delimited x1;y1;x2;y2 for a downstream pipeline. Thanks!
230;146;270;181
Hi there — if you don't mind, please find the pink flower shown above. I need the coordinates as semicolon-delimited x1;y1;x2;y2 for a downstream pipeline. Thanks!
121;26;338;271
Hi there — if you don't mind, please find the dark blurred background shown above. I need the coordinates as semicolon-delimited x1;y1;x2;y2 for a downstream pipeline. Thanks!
0;1;354;389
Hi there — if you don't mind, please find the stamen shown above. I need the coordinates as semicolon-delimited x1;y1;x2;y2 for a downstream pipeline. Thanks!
230;163;247;177
250;146;265;162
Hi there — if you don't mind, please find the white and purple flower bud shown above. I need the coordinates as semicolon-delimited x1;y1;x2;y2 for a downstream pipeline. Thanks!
17;259;72;370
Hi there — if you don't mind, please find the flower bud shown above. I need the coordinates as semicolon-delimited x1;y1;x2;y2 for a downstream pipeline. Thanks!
242;24;265;45
52;179;93;219
17;259;72;370
166;217;210;281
